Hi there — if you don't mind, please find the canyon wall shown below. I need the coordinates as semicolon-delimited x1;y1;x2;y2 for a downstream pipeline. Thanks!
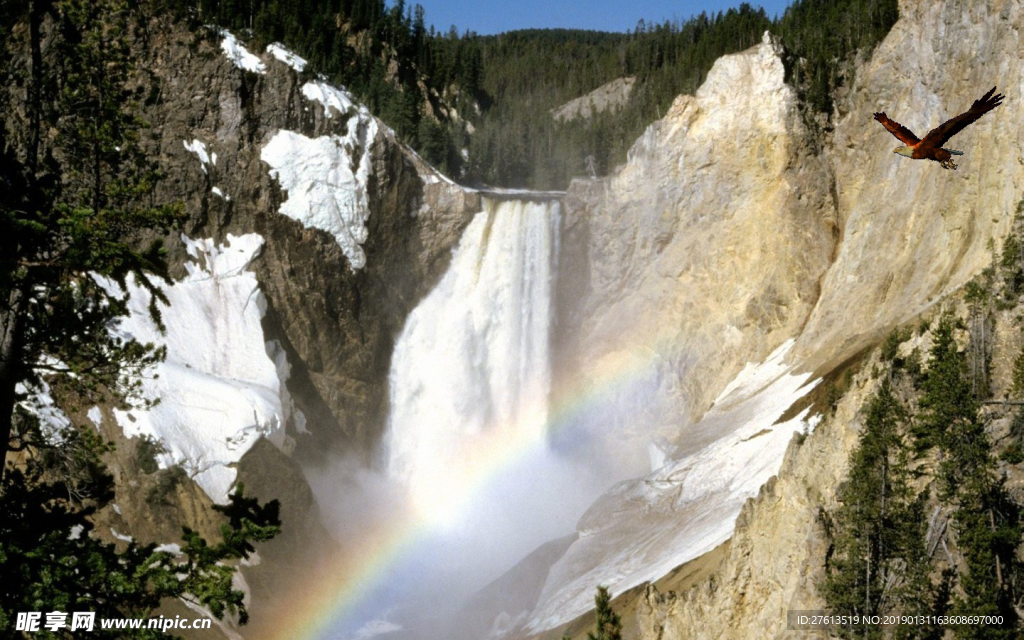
554;0;1024;636
523;0;1024;633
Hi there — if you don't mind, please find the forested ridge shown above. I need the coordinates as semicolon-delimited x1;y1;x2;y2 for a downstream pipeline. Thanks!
472;0;899;188
1;1;281;635
157;0;898;189
818;211;1024;638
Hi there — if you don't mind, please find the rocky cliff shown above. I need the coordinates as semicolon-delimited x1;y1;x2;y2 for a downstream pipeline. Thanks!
551;77;637;122
793;0;1023;371
135;22;484;636
136;22;479;456
3;14;481;637
514;0;1024;634
556;32;834;449
633;0;1024;635
533;0;1024;637
531;33;836;631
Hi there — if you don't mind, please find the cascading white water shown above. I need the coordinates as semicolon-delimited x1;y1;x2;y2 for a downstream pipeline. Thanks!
384;196;560;525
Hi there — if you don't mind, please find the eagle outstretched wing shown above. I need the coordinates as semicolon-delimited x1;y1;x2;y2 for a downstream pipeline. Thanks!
919;86;1004;149
873;112;920;146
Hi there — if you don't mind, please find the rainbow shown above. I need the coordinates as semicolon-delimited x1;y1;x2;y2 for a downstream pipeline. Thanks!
263;343;669;640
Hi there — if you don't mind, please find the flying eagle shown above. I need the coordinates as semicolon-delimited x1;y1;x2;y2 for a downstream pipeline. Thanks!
873;87;1004;170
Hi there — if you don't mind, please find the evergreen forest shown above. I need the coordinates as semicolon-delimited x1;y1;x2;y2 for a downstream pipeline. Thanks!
157;0;899;188
819;210;1024;638
0;1;281;635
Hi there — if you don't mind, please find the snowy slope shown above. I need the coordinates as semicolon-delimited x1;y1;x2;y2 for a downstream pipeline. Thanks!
102;234;295;503
525;342;820;632
260;82;378;270
218;30;266;74
266;43;307;72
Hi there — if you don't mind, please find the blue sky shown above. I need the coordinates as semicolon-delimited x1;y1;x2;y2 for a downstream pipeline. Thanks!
413;0;795;36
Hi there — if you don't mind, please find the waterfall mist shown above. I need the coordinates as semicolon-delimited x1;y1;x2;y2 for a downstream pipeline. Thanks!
303;196;646;639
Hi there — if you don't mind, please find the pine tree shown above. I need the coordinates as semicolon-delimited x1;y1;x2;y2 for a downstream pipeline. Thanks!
821;377;931;637
997;200;1024;305
1;0;180;471
0;3;281;633
934;359;1020;637
914;314;977;457
587;586;622;640
913;313;1020;637
949;477;1020;639
1011;348;1024;399
0;466;281;635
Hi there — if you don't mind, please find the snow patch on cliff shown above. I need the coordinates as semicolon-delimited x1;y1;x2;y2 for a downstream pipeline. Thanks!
183;139;213;174
219;30;266;74
261;105;377;268
301;80;357;118
102;234;294;503
15;379;71;439
267;43;307;72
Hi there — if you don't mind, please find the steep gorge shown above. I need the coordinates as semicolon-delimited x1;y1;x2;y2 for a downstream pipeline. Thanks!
534;0;1024;636
6;0;1024;637
3;13;482;637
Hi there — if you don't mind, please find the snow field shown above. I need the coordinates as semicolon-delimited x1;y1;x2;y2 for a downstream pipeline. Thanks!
101;234;295;503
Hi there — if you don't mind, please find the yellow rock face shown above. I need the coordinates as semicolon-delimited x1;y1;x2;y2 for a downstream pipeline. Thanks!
539;0;1024;634
622;0;1024;636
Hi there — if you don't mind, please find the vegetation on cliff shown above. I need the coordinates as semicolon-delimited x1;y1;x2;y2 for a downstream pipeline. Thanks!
0;1;280;633
587;586;624;640
822;232;1024;638
158;0;484;178
153;0;897;189
820;377;935;635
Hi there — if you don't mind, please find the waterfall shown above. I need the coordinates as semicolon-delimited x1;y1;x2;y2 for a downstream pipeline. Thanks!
384;196;561;523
